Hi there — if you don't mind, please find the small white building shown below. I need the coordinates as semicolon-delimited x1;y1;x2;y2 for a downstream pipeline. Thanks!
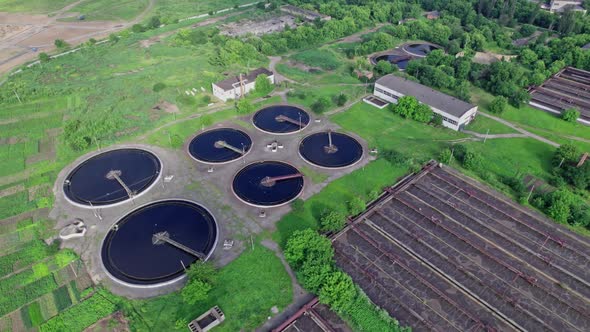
374;75;478;131
547;0;586;13
212;68;274;102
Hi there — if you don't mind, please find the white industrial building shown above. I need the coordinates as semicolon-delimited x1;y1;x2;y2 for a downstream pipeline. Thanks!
212;68;274;102
373;75;478;131
543;0;586;13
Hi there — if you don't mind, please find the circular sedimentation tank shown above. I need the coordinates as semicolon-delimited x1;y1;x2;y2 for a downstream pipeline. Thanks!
299;131;363;168
252;105;310;134
372;54;411;70
101;200;217;286
403;43;441;57
232;161;304;207
63;148;161;207
188;128;252;164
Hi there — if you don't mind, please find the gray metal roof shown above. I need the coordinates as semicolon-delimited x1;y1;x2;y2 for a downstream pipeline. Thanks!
214;68;273;92
375;74;476;118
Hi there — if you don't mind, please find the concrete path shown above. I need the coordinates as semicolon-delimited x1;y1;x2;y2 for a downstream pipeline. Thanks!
462;130;528;139
268;56;296;84
478;112;560;147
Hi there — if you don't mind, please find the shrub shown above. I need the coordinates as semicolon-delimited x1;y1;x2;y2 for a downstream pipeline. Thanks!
284;229;333;269
553;143;579;167
319;271;356;313
348;197;366;216
431;113;443;126
333;94;348;107
463;151;483;171
181;262;217;305
152;82;166;92
131;24;144;33
562;108;580;123
39;53;50;63
236;99;254;114
320;211;346;232
54;39;68;49
439;148;453;164
488;96;507;114
311;97;331;114
381;149;408;165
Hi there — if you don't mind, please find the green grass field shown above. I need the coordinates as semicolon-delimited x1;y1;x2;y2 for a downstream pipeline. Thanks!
465;114;518;134
0;0;76;13
471;87;590;142
64;0;149;21
125;241;292;331
152;0;257;21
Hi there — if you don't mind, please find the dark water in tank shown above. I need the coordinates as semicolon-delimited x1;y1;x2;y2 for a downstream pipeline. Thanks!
64;149;161;206
101;200;217;285
373;54;410;70
299;132;363;168
405;43;440;56
188;128;252;163
253;105;310;134
232;161;304;206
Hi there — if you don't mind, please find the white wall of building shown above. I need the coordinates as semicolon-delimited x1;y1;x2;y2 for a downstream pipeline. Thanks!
212;75;275;102
374;82;477;131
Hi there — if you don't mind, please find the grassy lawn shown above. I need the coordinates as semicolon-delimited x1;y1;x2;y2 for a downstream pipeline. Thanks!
471;87;590;141
64;0;149;21
274;158;407;246
146;95;282;149
125;242;292;331
0;0;76;13
286;85;366;113
465;114;518;134
332;103;467;159
152;0;258;21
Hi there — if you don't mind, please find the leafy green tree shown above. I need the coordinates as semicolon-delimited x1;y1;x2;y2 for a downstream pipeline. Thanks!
414;104;433;123
320;211;346;232
236;98;254;114
547;189;575;223
182;279;211;304
374;60;394;76
108;33;119;43
562;108;580;123
454;80;471;102
519;49;538;65
299;259;333;292
319;271;356;313
348;197;366;216
553;143;579;167
181;262;217;305
311;96;331;113
393;96;420;119
255;74;273;95
284;229;333;269
439;148;453;164
488;96;507;114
